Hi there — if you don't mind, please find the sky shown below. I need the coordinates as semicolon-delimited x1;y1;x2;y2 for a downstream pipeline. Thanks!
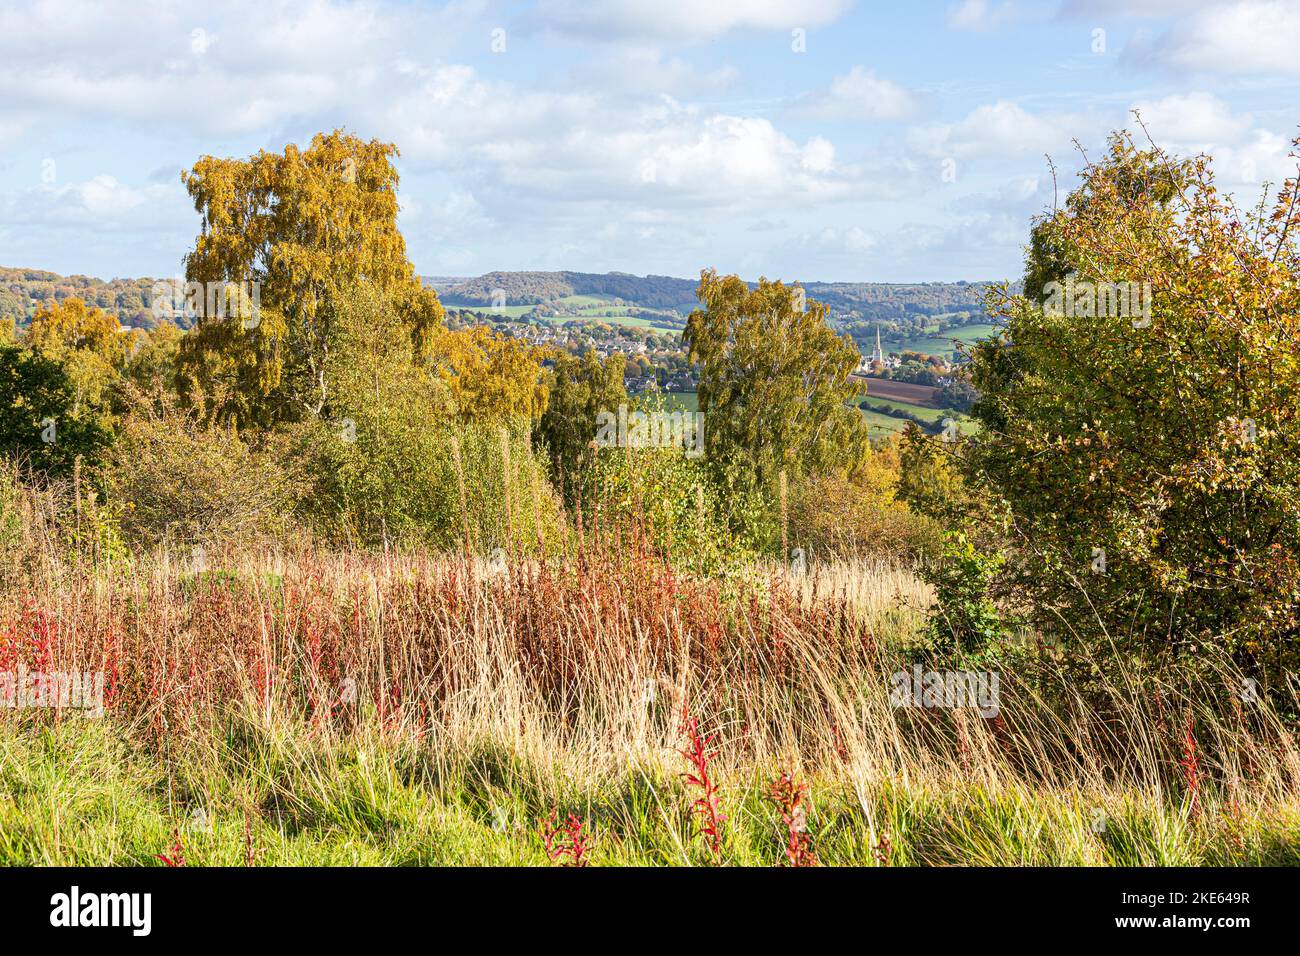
1;0;1298;284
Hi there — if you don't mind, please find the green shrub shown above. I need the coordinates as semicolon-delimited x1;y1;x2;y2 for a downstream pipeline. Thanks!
789;441;944;562
923;531;1005;657
101;402;297;548
968;133;1300;681
297;414;564;554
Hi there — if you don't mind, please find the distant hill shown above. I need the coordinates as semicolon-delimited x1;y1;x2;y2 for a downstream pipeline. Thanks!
426;270;1003;336
802;280;994;322
0;266;170;329
432;271;699;311
1;264;1004;350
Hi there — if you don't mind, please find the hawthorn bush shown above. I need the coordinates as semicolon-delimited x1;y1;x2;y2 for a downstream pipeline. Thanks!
966;132;1300;684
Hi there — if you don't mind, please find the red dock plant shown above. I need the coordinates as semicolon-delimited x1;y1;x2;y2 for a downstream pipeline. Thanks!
539;809;590;867
679;710;726;864
768;772;817;867
156;830;185;868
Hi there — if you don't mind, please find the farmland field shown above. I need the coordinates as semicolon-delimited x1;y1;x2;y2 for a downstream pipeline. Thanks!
664;388;961;438
662;390;698;412
858;405;912;437
852;375;941;406
860;396;978;435
884;322;1000;356
856;400;976;437
451;293;683;335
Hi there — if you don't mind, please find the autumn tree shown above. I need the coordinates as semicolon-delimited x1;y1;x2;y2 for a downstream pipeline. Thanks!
281;283;557;550
0;344;110;476
434;325;549;424
534;349;627;503
123;319;182;396
174;129;444;426
967;131;1300;675
25;297;128;426
683;269;868;489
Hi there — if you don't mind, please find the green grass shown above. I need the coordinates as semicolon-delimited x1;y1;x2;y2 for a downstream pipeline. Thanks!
887;322;1000;356
659;390;959;439
662;390;698;413
455;304;535;319
863;396;948;421
858;407;911;437
452;293;683;336
3;719;1294;866
846;389;976;438
660;391;947;437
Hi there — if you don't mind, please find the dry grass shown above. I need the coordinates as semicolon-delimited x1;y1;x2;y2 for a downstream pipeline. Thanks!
2;537;1298;865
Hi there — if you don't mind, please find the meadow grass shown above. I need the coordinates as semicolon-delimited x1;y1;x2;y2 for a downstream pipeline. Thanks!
2;542;1298;866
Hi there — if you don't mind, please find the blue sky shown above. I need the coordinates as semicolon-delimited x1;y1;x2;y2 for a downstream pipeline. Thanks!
1;0;1298;283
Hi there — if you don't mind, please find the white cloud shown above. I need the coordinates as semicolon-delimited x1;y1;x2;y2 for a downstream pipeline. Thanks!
1057;0;1219;17
0;175;184;231
379;66;890;214
1122;1;1300;76
796;137;834;174
812;225;875;253
525;0;854;42
565;50;739;96
1211;130;1299;187
1126;93;1297;186
1131;92;1253;147
790;67;922;121
0;0;474;135
909;101;1081;160
945;0;1020;31
0;120;23;152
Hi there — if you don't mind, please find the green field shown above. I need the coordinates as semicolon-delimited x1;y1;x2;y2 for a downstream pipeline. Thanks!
887;322;1000;356
455;303;535;319
663;390;699;412
657;390;969;440
454;294;683;336
858;407;910;438
848;389;976;438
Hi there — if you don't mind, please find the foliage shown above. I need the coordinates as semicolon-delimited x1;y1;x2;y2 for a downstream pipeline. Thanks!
285;283;560;551
25;297;129;428
967;131;1300;678
684;269;869;491
937;379;978;413
534;349;627;504
174;129;444;425
101;397;298;547
123;320;182;396
0;343;111;477
301;412;560;553
4;545;1299;866
433;324;548;423
922;531;1005;657
0;460;27;582
788;443;944;561
585;442;749;572
895;423;972;526
0;265;164;329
